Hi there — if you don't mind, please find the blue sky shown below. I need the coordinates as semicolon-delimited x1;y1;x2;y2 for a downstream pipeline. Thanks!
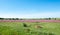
0;0;60;18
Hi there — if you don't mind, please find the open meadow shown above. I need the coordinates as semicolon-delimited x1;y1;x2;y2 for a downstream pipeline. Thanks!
0;20;60;35
0;0;60;35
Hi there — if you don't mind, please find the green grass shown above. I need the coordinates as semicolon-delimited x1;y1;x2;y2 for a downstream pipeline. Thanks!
0;22;60;35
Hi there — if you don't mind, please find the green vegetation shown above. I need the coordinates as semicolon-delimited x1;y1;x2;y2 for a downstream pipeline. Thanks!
0;17;60;20
0;22;60;35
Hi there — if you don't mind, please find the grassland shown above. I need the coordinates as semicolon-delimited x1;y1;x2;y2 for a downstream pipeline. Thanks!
0;22;60;35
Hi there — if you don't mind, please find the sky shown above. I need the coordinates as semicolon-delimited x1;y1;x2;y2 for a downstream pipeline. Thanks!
0;0;60;18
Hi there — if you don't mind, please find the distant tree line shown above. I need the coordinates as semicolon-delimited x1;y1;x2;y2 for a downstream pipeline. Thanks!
0;18;4;20
0;18;23;20
0;17;60;20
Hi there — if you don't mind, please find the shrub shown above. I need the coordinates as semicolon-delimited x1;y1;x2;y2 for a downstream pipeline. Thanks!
23;23;28;27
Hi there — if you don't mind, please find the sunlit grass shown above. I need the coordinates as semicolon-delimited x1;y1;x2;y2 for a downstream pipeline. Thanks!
0;22;60;35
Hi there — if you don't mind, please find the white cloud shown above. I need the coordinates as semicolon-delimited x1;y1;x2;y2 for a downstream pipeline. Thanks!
0;12;60;18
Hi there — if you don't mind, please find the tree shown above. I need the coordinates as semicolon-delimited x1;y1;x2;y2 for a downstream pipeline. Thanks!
48;18;51;20
0;18;4;20
15;18;19;20
55;18;56;20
